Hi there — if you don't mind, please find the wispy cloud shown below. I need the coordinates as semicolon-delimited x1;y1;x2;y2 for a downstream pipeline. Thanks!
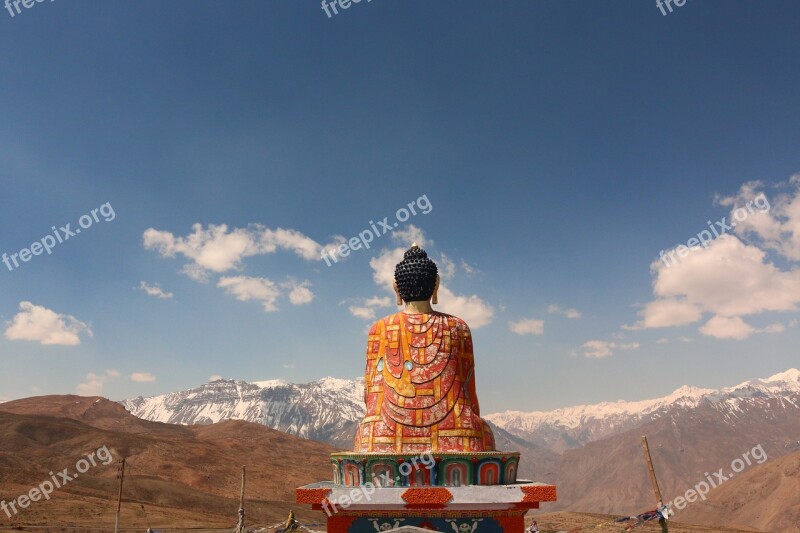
283;281;315;305
218;276;282;312
547;304;582;319
580;340;639;359
509;318;544;336
139;281;174;299
347;296;394;320
77;369;119;395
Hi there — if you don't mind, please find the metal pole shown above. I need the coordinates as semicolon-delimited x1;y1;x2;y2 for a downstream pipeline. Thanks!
641;436;668;533
114;457;126;533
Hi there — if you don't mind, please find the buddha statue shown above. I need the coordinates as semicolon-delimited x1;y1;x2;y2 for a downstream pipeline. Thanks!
299;245;556;525
354;244;496;453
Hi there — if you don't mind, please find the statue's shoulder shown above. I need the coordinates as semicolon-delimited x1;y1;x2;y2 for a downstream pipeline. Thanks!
433;312;472;334
369;312;471;334
368;318;383;335
369;312;402;334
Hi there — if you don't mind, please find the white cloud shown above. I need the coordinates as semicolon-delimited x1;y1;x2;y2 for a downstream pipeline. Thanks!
349;306;377;320
216;276;313;312
630;229;800;339
285;281;314;305
439;253;457;281
436;286;495;328
365;296;392;307
348;296;394;321
656;338;669;344
509;318;544;336
318;235;349;264
369;247;406;290
77;375;105;395
699;317;789;340
629;176;800;341
130;372;156;383
699;315;755;340
209;375;223;381
4;302;91;346
258;227;327;261
761;322;786;334
144;223;260;274
719;176;800;261
180;263;212;283
580;340;639;359
547;304;582;319
392;224;428;248
139;281;174;299
143;223;342;280
653;235;800;317
627;298;703;329
77;369;119;396
581;340;614;359
460;260;477;275
218;276;281;312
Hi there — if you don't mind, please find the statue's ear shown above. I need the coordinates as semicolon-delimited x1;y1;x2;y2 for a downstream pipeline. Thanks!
393;280;403;306
432;276;440;305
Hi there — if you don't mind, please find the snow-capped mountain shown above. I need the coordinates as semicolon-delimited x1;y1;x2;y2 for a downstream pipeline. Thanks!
122;376;366;445
122;369;800;453
484;368;800;452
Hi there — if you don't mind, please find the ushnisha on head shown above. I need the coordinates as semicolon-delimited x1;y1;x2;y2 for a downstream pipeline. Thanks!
393;243;440;309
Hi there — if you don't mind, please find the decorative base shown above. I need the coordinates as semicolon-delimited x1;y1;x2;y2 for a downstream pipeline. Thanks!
331;451;522;487
296;482;557;533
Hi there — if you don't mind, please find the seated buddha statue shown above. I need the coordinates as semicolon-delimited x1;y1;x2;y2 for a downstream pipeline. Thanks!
354;244;496;454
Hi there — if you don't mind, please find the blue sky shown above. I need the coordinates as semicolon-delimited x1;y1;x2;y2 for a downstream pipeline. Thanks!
1;1;799;412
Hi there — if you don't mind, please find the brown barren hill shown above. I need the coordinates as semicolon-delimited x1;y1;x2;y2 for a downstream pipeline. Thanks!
677;450;800;533
0;395;334;530
547;395;800;532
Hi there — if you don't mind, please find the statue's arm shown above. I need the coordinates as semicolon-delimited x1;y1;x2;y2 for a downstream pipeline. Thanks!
364;319;382;404
460;321;481;416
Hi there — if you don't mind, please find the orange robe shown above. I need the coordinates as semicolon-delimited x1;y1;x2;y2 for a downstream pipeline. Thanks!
354;311;496;453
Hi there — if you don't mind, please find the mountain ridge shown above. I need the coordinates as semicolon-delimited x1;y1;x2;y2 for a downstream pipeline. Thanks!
120;368;800;454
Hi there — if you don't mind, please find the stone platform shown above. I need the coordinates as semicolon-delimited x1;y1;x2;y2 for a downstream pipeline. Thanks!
296;481;557;533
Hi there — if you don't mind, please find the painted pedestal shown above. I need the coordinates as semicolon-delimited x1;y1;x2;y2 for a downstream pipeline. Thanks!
296;452;557;533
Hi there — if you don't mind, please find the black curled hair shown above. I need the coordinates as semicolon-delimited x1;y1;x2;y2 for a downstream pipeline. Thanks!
394;246;438;302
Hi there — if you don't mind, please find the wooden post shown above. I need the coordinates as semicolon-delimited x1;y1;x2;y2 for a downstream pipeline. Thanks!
641;436;668;533
236;465;246;533
114;457;126;533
